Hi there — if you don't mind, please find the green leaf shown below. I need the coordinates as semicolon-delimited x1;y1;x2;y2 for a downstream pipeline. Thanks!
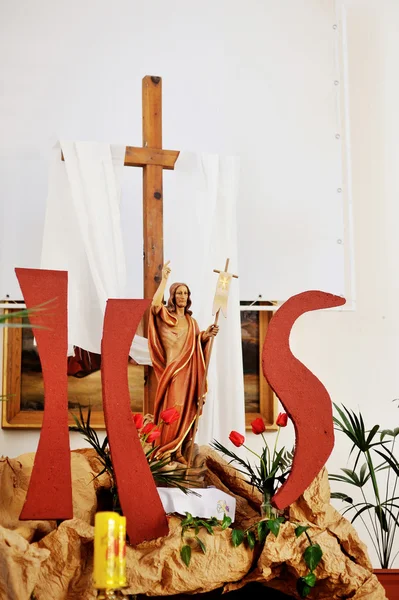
231;529;245;547
195;536;206;554
375;506;389;532
295;525;310;538
304;543;323;572
341;468;361;486
359;463;368;485
246;530;256;550
296;578;311;598
302;572;317;587
198;520;214;535
180;512;194;527
329;473;362;486
375;449;399;477
330;492;353;503
180;544;191;567
267;517;282;537
350;503;376;525
365;424;380;446
221;515;232;530
380;429;394;442
257;520;269;543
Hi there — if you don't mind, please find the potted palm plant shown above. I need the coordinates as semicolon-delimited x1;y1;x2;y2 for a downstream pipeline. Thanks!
330;404;399;599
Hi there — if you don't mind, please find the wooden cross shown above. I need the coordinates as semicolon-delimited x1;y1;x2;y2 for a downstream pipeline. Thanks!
62;76;179;412
125;76;179;413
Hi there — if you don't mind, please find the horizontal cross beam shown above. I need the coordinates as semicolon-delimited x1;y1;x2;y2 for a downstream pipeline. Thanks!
124;146;179;169
61;146;179;170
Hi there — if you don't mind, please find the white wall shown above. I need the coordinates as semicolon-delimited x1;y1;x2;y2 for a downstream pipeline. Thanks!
0;0;349;303
0;0;347;459
247;0;399;568
1;0;399;568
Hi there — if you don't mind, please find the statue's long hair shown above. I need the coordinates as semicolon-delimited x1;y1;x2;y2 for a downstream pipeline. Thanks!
166;282;192;315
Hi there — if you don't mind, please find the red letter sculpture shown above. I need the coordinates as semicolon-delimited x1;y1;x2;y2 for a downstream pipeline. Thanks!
16;268;73;520
101;299;169;544
262;290;346;510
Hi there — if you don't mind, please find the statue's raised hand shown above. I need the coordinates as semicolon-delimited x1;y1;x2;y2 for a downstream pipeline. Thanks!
162;261;171;281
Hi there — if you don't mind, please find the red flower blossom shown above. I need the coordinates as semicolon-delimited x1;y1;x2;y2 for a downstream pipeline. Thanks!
160;407;180;425
142;422;155;435
132;413;144;430
229;431;245;447
147;429;161;443
251;417;266;435
276;412;288;427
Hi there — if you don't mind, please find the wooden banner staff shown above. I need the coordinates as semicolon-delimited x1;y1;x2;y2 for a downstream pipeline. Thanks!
186;258;238;468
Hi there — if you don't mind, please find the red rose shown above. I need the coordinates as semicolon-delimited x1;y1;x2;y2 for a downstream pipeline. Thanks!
132;413;144;430
251;417;266;435
276;412;288;427
147;429;161;443
142;422;155;435
229;431;245;447
160;407;180;425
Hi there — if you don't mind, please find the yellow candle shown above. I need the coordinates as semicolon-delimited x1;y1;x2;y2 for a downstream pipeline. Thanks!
118;516;127;588
94;512;120;590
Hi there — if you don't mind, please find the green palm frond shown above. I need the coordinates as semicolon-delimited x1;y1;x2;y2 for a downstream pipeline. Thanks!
331;403;399;568
0;299;56;328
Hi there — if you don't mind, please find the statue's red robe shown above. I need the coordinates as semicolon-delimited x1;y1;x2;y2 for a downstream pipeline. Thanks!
148;305;210;456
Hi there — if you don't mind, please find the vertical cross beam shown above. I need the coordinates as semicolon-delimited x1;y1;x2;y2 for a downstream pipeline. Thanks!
142;76;166;413
125;76;180;414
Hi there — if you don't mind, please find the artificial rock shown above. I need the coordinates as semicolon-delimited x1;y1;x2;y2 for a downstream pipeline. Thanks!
0;447;387;599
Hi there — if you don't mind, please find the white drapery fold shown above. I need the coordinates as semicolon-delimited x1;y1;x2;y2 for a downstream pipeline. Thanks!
164;152;245;446
41;144;245;443
41;141;150;363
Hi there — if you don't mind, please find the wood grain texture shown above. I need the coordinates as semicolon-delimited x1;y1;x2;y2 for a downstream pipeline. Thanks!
124;146;179;169
2;317;22;427
244;310;277;430
142;76;164;414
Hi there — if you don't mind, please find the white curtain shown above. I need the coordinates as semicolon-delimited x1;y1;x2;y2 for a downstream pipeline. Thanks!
164;152;245;446
41;141;150;363
41;144;245;443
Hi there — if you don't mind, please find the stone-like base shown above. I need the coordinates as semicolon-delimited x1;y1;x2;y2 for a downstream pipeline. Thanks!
0;447;387;599
137;583;296;599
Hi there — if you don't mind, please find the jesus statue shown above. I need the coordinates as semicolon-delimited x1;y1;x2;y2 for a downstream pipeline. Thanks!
148;262;219;461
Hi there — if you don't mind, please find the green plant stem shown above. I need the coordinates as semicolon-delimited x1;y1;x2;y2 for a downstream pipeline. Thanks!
366;449;381;506
385;437;398;568
271;427;281;466
357;490;382;565
364;449;386;566
360;482;383;565
243;443;268;485
261;433;270;473
305;530;312;546
242;444;262;461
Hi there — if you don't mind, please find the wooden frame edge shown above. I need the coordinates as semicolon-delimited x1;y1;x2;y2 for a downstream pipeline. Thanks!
1;308;108;429
244;308;278;431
